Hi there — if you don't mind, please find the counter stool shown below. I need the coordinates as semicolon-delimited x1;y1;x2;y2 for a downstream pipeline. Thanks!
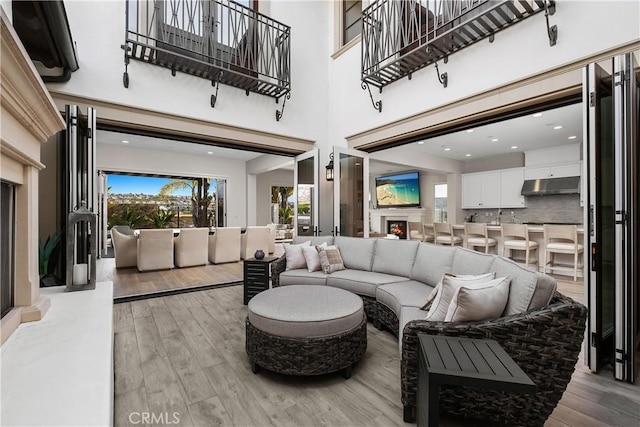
433;223;462;246
422;224;435;243
501;224;538;268
408;222;425;242
543;224;584;281
464;222;497;254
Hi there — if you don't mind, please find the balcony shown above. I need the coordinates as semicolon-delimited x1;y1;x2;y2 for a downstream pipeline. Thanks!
123;0;290;100
362;0;553;90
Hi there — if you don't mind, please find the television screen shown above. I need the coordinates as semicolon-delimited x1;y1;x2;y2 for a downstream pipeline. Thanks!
375;171;420;207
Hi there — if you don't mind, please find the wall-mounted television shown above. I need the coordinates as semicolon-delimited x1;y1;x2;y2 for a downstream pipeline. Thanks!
375;171;420;208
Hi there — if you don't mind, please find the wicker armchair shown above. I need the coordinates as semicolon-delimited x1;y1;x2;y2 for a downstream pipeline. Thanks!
401;292;587;426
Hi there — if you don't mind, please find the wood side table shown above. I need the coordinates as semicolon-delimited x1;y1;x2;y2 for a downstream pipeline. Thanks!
243;256;278;305
417;334;536;427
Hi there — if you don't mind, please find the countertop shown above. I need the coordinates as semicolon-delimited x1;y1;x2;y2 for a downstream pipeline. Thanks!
446;224;584;233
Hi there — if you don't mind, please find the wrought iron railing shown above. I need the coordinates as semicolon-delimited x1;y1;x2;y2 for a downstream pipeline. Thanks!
362;0;554;90
122;0;290;102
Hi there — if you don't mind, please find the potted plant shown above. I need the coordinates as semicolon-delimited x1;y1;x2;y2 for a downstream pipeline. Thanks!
39;230;63;287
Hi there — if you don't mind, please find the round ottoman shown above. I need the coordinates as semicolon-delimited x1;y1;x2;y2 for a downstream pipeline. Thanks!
245;285;367;379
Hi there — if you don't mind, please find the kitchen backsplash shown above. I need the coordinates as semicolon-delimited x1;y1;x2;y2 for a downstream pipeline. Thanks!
463;194;583;224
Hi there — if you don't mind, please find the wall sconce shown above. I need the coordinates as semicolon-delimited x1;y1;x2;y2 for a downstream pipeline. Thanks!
325;153;334;181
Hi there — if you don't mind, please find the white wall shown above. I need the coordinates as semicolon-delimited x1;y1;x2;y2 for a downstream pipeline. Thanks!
96;143;247;227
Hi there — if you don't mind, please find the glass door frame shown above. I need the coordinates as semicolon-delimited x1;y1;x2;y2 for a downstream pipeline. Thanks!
294;149;319;237
332;146;369;238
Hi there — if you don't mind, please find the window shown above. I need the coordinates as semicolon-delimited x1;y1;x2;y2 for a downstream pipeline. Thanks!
343;0;362;45
434;183;447;223
1;182;15;319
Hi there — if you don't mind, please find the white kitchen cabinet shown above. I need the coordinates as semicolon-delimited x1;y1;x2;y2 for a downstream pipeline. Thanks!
500;168;526;208
524;162;581;180
462;172;501;208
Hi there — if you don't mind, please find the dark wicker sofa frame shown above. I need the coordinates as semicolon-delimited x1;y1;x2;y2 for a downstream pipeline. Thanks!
271;255;588;427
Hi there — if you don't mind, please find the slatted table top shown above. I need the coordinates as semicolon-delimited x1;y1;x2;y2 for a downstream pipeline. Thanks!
419;334;536;393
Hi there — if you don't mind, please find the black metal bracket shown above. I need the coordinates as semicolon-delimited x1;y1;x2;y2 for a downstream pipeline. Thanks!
275;92;291;122
544;0;558;46
434;62;448;88
120;44;131;88
210;71;222;108
361;81;382;113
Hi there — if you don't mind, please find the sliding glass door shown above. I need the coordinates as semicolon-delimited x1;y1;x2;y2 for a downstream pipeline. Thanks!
332;147;369;237
294;149;319;237
584;52;639;382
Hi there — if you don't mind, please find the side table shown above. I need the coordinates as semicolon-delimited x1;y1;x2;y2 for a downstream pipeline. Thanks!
243;256;278;305
417;334;536;427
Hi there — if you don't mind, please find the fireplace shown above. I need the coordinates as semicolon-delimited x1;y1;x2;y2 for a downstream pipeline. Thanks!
387;220;408;239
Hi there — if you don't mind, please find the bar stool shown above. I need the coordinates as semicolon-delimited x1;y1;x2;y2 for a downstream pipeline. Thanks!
422;223;435;243
543;224;584;281
408;222;425;242
433;222;462;246
501;224;538;267
464;222;497;254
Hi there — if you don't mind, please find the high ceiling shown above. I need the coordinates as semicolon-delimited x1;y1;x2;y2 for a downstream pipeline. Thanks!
405;102;582;161
97;130;265;161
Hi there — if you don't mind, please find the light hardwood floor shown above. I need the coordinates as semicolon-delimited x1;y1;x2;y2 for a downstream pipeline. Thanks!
113;275;640;427
101;246;285;299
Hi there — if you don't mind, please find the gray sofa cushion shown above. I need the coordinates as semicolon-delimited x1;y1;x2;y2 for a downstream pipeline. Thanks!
450;247;495;275
335;236;376;271
327;269;409;297
279;269;328;287
399;306;429;352
292;236;334;246
376;280;435;317
372;239;419;277
490;257;557;315
410;243;456;286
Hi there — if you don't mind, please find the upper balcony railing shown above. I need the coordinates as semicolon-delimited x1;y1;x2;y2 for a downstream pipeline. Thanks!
362;0;553;90
123;0;291;101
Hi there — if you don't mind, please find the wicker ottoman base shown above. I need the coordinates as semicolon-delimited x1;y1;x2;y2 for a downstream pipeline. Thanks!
245;314;367;378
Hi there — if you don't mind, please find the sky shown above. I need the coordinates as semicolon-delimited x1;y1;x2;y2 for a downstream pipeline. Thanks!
107;175;191;196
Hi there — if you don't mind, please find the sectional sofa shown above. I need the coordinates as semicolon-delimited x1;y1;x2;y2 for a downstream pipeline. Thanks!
271;235;587;426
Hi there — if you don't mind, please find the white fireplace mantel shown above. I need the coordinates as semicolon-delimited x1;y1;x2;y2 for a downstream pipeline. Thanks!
370;208;431;234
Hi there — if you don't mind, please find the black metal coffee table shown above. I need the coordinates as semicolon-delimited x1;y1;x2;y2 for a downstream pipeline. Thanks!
417;334;536;427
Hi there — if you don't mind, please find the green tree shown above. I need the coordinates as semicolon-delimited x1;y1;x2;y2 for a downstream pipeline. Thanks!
112;206;146;229
147;209;175;228
160;178;213;227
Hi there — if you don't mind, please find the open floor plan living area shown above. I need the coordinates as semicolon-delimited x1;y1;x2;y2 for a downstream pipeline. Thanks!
1;0;639;426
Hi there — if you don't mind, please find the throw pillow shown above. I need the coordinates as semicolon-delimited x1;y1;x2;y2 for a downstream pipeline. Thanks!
420;272;457;310
284;241;311;271
302;242;328;272
425;272;496;321
445;276;511;322
318;245;345;274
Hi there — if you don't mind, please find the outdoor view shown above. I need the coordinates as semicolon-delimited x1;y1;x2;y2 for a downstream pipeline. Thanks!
107;174;226;229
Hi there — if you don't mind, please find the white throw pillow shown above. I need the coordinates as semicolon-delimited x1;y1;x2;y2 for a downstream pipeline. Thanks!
425;272;496;321
302;242;328;272
445;276;511;322
284;241;311;270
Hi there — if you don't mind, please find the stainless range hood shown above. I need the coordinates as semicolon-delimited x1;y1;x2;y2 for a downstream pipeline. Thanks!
520;176;581;196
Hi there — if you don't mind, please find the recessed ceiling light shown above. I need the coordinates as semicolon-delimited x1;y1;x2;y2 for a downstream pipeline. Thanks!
207;151;213;155
568;135;577;140
418;141;425;145
466;129;474;133
511;145;518;149
553;125;563;130
532;113;543;118
121;140;129;144
444;147;451;151
491;138;499;142
465;153;471;157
